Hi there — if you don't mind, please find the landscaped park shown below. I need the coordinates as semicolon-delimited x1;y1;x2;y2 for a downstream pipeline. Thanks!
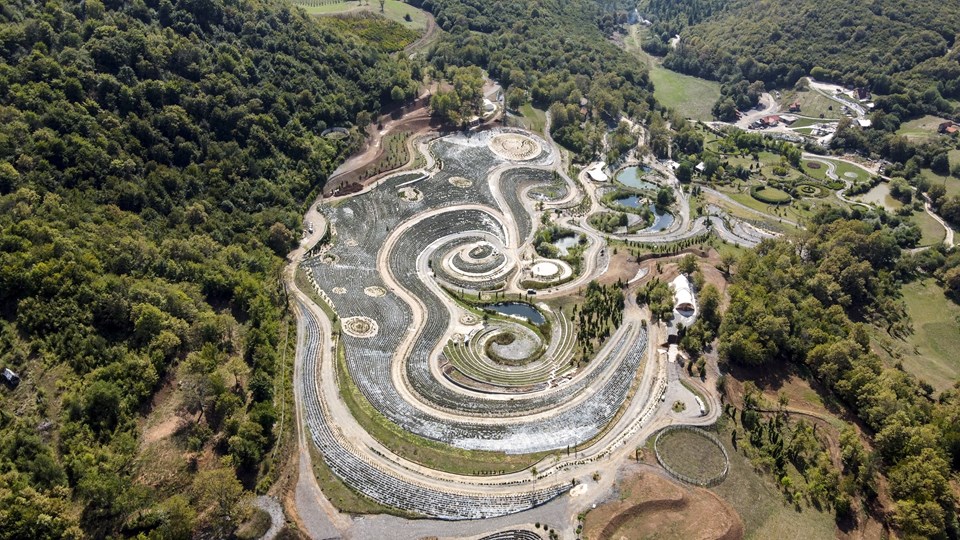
272;8;959;538
281;106;810;532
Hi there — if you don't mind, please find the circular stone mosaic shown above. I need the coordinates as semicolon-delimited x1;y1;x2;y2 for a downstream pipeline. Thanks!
364;286;387;297
489;134;540;161
342;316;379;338
460;314;481;325
531;261;560;278
332;287;347;295
449;176;473;188
344;239;359;247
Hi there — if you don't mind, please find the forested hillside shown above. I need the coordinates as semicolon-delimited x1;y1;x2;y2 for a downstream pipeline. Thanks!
720;214;960;538
413;0;657;159
640;0;960;118
0;0;416;537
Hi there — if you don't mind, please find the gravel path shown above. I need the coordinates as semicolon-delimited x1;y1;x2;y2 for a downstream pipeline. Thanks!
254;496;284;540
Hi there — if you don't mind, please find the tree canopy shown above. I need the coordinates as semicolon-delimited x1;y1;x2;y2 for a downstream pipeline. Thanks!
0;0;414;536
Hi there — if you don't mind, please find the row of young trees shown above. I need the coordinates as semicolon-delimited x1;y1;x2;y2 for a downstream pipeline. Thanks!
571;281;625;360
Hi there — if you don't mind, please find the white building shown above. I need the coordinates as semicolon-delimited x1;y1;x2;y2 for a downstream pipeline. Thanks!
670;274;695;313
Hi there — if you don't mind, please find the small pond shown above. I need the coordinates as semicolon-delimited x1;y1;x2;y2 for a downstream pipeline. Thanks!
486;302;546;325
552;236;579;256
616;166;657;190
612;195;675;232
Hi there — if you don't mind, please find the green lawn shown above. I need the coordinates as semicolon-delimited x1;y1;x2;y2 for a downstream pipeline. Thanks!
802;158;871;184
624;25;720;121
832;160;871;182
896;115;952;143
778;87;843;120
788;117;831;129
295;0;429;32
802;160;830;181
753;187;792;203
922;168;960;198
884;280;960;391
727;191;812;225
519;103;547;134
914;209;947;246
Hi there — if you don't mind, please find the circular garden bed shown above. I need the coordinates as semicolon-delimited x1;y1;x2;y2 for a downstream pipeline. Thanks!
794;183;827;198
654;427;729;486
750;185;792;205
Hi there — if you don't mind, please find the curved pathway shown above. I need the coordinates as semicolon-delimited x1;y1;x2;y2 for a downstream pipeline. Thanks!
283;122;732;533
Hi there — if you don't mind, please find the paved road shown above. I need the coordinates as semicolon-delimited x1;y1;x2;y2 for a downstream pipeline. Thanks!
734;92;777;130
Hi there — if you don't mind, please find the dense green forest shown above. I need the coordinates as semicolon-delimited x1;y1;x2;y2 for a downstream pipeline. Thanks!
0;0;416;537
639;0;960;120
719;213;960;538
413;0;658;160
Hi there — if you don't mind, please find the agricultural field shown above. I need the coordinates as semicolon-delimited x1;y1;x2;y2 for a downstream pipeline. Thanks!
875;280;960;391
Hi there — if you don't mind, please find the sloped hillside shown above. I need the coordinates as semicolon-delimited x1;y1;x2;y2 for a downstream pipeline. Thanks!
0;0;416;537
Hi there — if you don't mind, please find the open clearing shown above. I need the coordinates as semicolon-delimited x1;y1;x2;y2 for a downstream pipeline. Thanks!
583;467;743;540
649;65;722;121
896;115;953;142
778;87;843;120
913;208;947;246
877;280;960;391
624;25;720;120
518;103;547;134
296;0;429;32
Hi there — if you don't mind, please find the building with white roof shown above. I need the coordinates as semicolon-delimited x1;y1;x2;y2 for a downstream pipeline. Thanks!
671;274;695;313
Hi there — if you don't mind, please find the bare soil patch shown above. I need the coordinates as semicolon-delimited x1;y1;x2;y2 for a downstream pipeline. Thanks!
583;468;743;540
597;250;641;286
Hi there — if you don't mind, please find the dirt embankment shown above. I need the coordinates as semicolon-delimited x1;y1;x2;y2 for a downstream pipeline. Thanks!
583;467;743;540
